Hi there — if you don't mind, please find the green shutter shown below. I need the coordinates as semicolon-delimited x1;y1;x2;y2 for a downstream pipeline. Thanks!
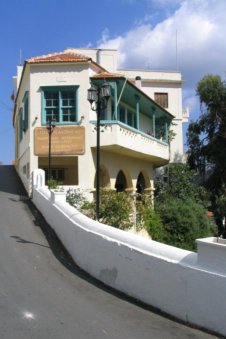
23;91;29;130
19;108;23;141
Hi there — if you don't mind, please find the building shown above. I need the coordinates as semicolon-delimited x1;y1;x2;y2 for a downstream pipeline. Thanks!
12;48;189;199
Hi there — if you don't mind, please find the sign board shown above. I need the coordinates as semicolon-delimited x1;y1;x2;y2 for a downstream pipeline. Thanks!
34;126;85;156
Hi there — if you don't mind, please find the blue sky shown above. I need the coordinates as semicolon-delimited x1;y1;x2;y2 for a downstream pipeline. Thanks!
1;0;225;164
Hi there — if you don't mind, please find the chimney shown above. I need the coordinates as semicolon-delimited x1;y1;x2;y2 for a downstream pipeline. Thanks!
135;76;141;88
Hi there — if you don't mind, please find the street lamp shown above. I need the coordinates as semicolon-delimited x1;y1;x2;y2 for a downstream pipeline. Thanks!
46;117;56;183
87;79;111;221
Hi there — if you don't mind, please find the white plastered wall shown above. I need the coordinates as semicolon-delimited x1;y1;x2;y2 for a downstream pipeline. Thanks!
28;62;96;195
14;67;31;192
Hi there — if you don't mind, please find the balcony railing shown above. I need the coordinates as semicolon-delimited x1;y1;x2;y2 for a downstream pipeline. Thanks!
90;120;169;165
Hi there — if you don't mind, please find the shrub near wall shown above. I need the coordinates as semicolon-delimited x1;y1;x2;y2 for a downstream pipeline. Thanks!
155;198;217;251
136;198;164;242
67;189;133;230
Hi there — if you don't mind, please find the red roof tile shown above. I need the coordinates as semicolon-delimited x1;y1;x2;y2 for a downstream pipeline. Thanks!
92;72;124;79
206;211;214;217
26;52;90;64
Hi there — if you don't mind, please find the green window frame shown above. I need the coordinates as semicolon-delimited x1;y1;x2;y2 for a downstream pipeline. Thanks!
22;91;29;131
19;108;23;141
41;86;78;125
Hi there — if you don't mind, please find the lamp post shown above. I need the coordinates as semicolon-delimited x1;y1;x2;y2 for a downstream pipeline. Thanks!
46;118;56;183
87;79;111;221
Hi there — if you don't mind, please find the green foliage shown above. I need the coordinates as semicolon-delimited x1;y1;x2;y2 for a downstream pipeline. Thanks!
136;197;163;241
155;198;217;251
186;74;226;234
154;163;216;250
66;188;86;209
82;189;133;229
48;177;58;189
155;163;209;209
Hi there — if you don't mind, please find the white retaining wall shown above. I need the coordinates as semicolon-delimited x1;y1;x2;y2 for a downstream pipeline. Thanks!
32;169;226;337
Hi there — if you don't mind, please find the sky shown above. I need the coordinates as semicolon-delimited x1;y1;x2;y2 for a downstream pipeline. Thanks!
0;0;225;164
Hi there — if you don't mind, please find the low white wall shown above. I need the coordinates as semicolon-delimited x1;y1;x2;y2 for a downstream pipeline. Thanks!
32;170;226;337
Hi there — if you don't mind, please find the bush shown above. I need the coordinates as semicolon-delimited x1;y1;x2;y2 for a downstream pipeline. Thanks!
82;189;133;229
48;177;58;189
136;197;164;241
143;208;164;242
155;198;217;251
66;188;86;209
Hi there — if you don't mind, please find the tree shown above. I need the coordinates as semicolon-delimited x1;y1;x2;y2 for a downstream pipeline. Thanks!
154;163;215;250
186;74;226;235
155;163;209;209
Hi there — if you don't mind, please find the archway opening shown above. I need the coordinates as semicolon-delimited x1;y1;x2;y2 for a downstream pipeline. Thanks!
136;172;146;194
94;165;110;189
115;170;127;192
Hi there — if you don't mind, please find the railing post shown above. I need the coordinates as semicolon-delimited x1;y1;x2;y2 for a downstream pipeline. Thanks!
114;82;118;120
165;121;168;143
153;114;155;138
135;95;140;130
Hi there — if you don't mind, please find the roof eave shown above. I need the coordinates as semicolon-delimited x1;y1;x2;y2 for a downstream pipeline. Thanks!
91;75;175;120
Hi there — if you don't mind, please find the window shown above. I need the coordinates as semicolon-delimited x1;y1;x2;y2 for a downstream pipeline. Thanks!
41;86;78;125
154;93;168;108
109;100;137;128
43;168;65;182
23;91;29;131
119;105;126;123
127;109;135;127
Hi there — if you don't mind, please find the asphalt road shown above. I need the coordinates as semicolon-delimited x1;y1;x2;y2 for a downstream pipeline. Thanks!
0;165;220;339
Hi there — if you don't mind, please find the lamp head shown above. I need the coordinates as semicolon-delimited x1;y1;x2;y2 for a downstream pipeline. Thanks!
87;83;98;105
100;79;111;101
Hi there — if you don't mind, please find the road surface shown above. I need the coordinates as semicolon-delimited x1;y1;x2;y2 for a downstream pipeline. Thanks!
0;165;220;338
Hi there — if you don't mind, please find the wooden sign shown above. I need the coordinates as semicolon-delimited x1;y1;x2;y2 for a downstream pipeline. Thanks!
34;126;85;155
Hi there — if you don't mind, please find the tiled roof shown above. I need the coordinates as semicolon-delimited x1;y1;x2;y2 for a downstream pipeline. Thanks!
206;211;214;217
26;52;90;64
92;72;124;78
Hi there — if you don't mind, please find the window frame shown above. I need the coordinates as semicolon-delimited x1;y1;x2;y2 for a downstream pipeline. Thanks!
154;92;168;109
41;86;79;125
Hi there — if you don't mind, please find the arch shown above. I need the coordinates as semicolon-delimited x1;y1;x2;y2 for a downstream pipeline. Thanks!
136;170;150;194
115;168;132;192
94;165;110;189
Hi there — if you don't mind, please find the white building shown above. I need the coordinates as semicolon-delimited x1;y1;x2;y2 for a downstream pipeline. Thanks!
12;48;189;198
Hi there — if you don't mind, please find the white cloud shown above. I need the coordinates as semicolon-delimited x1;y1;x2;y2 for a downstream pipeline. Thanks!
98;0;226;98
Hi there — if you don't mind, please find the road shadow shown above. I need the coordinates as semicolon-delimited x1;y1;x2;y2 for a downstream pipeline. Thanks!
10;235;50;249
0;165;28;197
